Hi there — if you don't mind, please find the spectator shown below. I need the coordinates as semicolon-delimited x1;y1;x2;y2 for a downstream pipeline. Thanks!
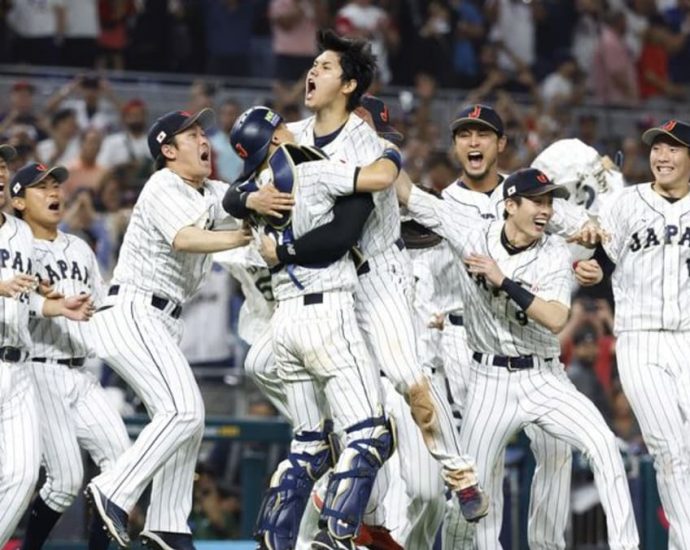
44;74;121;132
610;383;644;446
188;80;217;116
191;464;241;540
93;171;128;278
5;127;39;170
422;151;454;193
96;0;136;70
250;0;274;79
36;108;81;166
540;53;585;111
335;0;400;84
0;0;12;62
201;0;254;77
269;0;326;83
96;98;150;178
7;0;65;65
414;1;455;87
637;20;687;105
567;323;612;423
0;81;48;143
210;98;243;183
486;0;536;74
572;0;606;78
64;128;108;199
620;135;652;184
62;0;100;68
591;10;640;106
574;113;606;154
663;0;690;84
452;0;485;88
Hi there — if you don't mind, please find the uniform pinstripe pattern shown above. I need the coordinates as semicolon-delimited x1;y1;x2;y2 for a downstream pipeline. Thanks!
91;296;204;533
600;184;690;548
455;362;638;550
112;171;229;304
0;363;40;546
245;326;290;419
408;186;620;549
31;232;106;358
617;331;690;549
28;361;130;512
601;184;690;332
290;113;398;257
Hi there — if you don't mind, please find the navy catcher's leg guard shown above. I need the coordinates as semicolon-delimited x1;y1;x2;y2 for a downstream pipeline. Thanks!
319;415;396;542
255;420;339;550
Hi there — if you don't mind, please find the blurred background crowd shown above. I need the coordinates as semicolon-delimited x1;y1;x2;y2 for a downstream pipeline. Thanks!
1;0;688;542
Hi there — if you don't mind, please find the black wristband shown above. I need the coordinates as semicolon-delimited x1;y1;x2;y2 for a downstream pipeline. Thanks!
379;148;402;173
501;278;536;311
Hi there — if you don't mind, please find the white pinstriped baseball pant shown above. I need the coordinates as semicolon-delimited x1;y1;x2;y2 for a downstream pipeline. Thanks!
0;362;40;546
27;361;131;513
90;287;204;533
617;330;690;550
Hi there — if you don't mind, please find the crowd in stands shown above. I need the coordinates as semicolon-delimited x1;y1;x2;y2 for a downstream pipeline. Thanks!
2;0;688;540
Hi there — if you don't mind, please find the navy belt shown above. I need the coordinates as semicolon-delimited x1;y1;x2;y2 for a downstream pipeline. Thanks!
33;357;86;368
357;238;405;277
303;293;323;305
448;314;464;326
109;285;182;319
472;352;551;371
0;347;24;363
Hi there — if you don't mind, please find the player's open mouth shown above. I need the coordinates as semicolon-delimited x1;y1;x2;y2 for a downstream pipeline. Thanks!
200;151;209;162
534;218;547;230
306;79;316;100
48;201;60;211
467;152;483;169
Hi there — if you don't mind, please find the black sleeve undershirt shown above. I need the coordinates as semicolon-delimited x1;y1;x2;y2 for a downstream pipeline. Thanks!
222;181;252;218
276;193;374;266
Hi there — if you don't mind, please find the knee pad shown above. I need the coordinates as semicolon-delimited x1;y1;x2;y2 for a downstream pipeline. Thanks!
320;415;396;541
255;420;339;549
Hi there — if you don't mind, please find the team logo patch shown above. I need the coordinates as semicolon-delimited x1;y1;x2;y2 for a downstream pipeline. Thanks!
469;105;482;119
235;143;249;159
536;173;549;184
662;120;677;132
265;110;280;126
12;182;21;195
156;131;167;144
507;185;516;196
36;163;46;171
179;110;191;117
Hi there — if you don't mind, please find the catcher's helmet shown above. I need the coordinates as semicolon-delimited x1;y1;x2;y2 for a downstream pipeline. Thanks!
230;106;284;182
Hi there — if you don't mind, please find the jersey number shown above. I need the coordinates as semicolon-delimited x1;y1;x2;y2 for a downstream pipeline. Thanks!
687;259;690;278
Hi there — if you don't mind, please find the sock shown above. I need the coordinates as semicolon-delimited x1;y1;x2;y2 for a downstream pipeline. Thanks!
21;497;63;550
88;514;112;550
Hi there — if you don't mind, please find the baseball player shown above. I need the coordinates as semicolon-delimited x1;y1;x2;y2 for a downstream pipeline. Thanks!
11;162;130;550
397;167;640;550
235;30;489;534
229;105;401;550
596;120;690;549
84;108;251;549
0;156;94;546
438;105;602;549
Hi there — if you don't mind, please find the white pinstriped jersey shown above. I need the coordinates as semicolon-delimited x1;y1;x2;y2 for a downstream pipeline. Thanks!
30;232;106;359
600;183;690;333
269;159;359;301
289;114;397;257
112;168;230;304
213;246;274;345
439;179;588;315
408;186;573;358
0;215;36;351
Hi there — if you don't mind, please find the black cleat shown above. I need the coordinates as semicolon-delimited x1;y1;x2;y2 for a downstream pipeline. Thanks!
84;483;130;548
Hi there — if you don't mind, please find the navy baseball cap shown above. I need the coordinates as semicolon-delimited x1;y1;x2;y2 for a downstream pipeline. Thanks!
0;144;17;162
10;162;68;197
503;168;570;200
450;104;504;136
360;95;403;146
147;108;216;160
641;119;690;148
230;106;284;182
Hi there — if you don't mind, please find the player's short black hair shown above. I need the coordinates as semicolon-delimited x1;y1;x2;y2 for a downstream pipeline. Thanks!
317;29;376;113
503;196;522;219
155;134;179;171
